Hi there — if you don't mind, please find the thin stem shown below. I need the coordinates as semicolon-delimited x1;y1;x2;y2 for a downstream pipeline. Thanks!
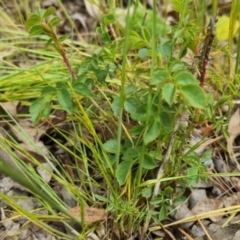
152;117;180;199
140;0;157;238
235;27;240;73
228;0;240;79
42;23;77;80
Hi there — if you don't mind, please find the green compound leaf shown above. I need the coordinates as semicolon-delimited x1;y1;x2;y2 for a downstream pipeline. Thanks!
158;42;172;58
162;82;176;106
180;84;207;108
143;154;157;169
30;97;45;124
57;88;72;113
138;48;148;59
41;86;56;95
124;97;139;114
29;25;43;36
174;71;199;86
187;166;199;187
151;69;169;85
73;83;93;97
30;96;52;124
143;120;161;145
58;35;68;42
103;14;115;25
25;14;42;29
116;160;134;186
111;96;120;116
43;6;56;18
159;205;168;221
142;26;151;42
170;61;186;73
48;17;63;28
122;148;139;160
103;139;119;154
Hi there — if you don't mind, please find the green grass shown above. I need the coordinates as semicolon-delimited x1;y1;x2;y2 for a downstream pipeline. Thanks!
0;0;240;239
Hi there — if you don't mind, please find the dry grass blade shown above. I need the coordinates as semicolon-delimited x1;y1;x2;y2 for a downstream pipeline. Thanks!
197;218;213;240
178;228;194;240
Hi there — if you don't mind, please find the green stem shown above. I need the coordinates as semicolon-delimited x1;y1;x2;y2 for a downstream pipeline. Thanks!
136;0;157;191
235;26;240;73
115;1;133;176
42;23;77;80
